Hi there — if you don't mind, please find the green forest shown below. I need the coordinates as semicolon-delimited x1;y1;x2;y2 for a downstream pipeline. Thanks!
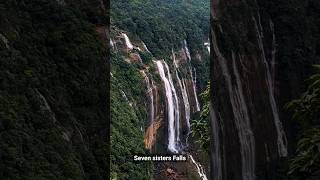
0;0;108;179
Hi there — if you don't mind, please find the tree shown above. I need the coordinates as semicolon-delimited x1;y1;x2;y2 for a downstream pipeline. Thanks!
286;65;320;179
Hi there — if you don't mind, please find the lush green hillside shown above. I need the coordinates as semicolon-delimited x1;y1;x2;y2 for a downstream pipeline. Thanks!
111;0;210;87
111;0;209;57
110;0;210;179
110;53;152;179
0;0;108;179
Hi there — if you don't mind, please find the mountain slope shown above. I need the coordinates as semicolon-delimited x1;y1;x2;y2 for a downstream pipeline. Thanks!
0;1;108;179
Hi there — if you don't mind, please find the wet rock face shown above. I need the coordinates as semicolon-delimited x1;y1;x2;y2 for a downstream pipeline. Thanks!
211;0;287;179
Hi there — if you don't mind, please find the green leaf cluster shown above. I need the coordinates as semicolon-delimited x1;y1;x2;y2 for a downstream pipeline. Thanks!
286;65;320;179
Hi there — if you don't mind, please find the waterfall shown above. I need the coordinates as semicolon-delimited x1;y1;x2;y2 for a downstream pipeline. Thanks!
142;70;159;150
154;48;207;179
172;50;190;131
172;49;178;68
253;15;288;157
210;105;222;180
231;53;255;180
193;68;201;111
122;33;134;50
181;79;191;130
120;90;129;102
189;154;208;180
155;60;180;153
204;42;210;53
213;31;255;180
164;62;181;147
183;40;191;61
190;68;201;112
175;66;191;146
220;51;255;180
120;90;132;107
142;71;155;123
110;39;114;50
143;42;151;53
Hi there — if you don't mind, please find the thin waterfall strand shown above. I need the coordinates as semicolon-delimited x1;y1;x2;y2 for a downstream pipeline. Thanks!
155;60;180;153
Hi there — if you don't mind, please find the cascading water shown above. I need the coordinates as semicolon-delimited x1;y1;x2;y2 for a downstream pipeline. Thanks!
143;42;151;53
142;70;159;150
110;39;114;50
231;52;255;180
155;60;180;153
156;52;208;180
190;68;201;112
153;45;207;179
113;27;209;179
204;42;210;53
172;49;178;68
189;154;209;180
213;31;256;180
120;90;133;107
172;50;190;145
122;33;134;50
180;77;190;131
183;40;191;61
164;62;181;148
120;90;128;102
253;15;288;157
172;50;191;132
142;71;155;123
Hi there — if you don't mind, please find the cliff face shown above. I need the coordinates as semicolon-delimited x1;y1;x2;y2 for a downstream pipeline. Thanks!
211;0;284;179
210;0;320;179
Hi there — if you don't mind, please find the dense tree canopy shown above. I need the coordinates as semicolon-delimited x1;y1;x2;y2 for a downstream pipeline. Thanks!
0;0;108;179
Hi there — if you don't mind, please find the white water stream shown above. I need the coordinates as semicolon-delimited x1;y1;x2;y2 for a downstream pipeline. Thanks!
253;15;288;157
155;48;207;179
189;154;209;180
142;71;155;123
122;33;134;50
183;40;191;61
190;68;201;112
213;31;255;180
204;42;210;53
155;60;180;153
143;42;151;53
172;50;191;131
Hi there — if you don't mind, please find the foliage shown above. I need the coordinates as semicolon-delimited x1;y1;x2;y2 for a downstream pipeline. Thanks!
110;52;152;179
286;65;320;179
0;0;108;179
289;128;320;179
191;82;210;152
111;0;210;59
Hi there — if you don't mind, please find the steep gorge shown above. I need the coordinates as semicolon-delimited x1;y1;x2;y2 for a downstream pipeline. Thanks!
110;0;211;179
111;28;210;179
